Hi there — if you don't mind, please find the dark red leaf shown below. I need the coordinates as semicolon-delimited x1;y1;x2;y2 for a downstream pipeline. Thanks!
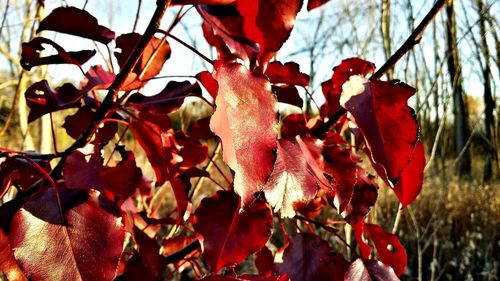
101;151;143;200
0;157;50;192
190;117;216;140
322;58;375;118
25;80;83;122
161;235;197;256
353;222;407;276
9;188;125;281
63;106;118;142
198;5;259;66
264;139;319;218
265;61;309;87
170;176;190;224
281;114;308;141
0;230;27;281
275;233;338;281
63;145;103;191
196;70;219;99
322;132;360;212
255;247;275;276
273;85;303;108
21;37;95;71
174;131;209;169
192;190;273;272
344;259;400;281
37;7;115;44
320;79;341;118
123;255;156;281
342;169;378;224
132;227;167;279
340;76;423;206
307;0;331;10
210;62;277;204
237;0;303;66
126;81;201;114
115;33;171;87
129;113;174;185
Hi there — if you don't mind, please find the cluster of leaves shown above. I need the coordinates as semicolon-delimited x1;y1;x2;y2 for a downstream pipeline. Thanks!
0;0;426;280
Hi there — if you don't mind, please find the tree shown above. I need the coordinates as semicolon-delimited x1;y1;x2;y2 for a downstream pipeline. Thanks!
0;0;450;280
445;0;471;178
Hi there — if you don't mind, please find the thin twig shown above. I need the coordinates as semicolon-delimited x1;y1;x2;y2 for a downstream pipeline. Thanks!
371;0;449;80
162;32;214;65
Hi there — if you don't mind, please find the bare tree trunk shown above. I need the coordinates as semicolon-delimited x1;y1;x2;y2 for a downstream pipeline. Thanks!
475;0;496;182
381;0;392;79
445;0;471;178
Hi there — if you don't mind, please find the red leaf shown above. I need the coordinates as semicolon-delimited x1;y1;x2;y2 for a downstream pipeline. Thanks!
9;188;125;281
237;0;303;66
80;64;116;92
196;70;219;99
365;224;406;276
161;235;197;256
132;227;167;279
273;85;303;108
307;0;331;10
264;139;319;218
353;222;407;276
37;7;115;44
0;230;27;281
0;157;50;192
192;190;273;272
342;169;378;224
265;61;310;87
190;117;216;140
322;132;360;212
198;6;259;66
281;114;308;141
322;58;375;118
340;75;423;206
21;37;95;71
115;33;171;86
63;145;103;191
210;63;277;204
25;80;83;122
255;247;275;276
392;140;425;206
275;233;343;281
126;80;201;114
344;259;400;281
63;106;118;142
101;151;143;200
129;113;173;185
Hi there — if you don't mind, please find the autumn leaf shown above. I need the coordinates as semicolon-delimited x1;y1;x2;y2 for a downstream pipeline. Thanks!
37;6;115;44
210;62;277;204
264;139;319;218
340;73;424;207
192;190;273;272
9;188;124;281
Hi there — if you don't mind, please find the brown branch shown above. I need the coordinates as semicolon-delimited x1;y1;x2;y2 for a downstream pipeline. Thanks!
371;0;449;80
